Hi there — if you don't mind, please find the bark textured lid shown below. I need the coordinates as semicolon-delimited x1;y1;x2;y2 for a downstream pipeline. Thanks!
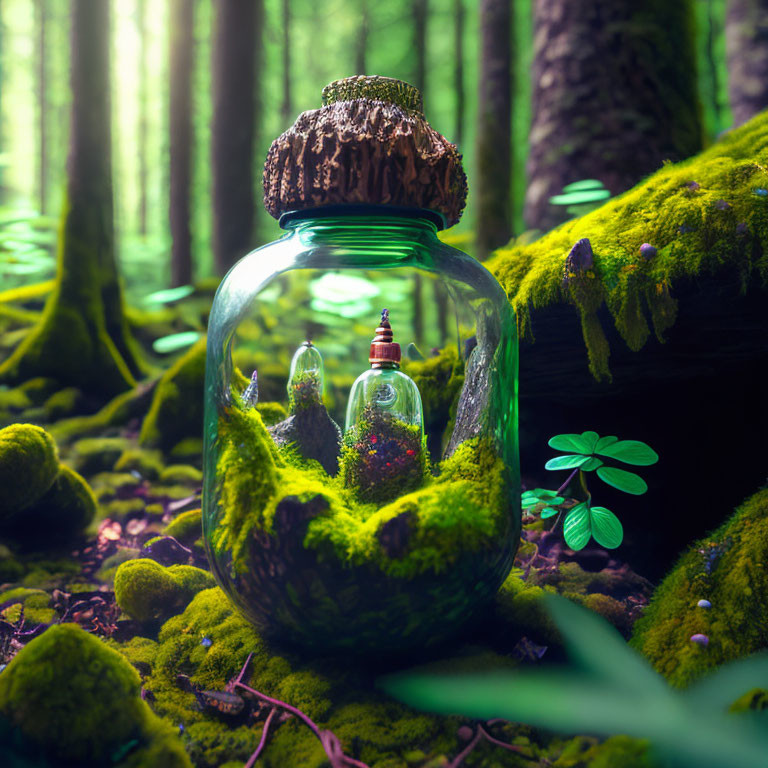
262;75;467;228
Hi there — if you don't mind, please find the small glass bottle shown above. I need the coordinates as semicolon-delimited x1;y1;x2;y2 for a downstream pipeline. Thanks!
203;76;520;653
343;309;425;504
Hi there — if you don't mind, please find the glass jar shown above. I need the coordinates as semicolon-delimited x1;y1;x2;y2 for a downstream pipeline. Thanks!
202;77;520;653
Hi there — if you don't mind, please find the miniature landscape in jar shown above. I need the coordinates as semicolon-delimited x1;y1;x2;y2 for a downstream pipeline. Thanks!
0;3;768;767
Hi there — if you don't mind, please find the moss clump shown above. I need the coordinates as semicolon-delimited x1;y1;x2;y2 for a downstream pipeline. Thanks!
163;508;202;543
140;338;206;451
631;487;768;687
0;424;59;520
7;464;97;541
256;400;288;426
170;437;203;462
340;405;428;504
0;623;190;766
487;111;768;380
159;464;203;485
114;559;216;623
114;447;165;480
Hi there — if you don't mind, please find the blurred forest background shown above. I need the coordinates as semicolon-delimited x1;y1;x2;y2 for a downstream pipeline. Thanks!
0;0;751;306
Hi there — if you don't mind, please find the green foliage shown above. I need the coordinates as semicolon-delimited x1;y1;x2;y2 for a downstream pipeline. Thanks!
0;623;190;766
381;595;768;768
0;423;59;519
114;447;165;481
632;487;768;687
532;430;658;551
140;338;206;451
114;559;216;623
488;111;768;380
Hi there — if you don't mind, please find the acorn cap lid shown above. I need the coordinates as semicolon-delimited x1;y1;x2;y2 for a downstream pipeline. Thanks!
263;76;467;229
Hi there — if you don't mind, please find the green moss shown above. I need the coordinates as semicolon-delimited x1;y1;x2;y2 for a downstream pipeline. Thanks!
256;400;288;426
104;498;147;520
402;346;465;450
488;111;768;380
114;447;165;480
159;464;203;485
96;547;140;584
551;735;652;768
70;435;129;475
0;424;59;521
0;623;190;766
163;508;202;543
631;487;768;687
0;588;55;624
6;465;98;541
170;437;203;462
140;338;206;451
42;387;84;419
114;559;216;623
339;405;428;505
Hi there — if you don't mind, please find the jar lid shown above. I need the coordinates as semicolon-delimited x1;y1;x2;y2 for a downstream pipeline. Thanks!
262;76;467;229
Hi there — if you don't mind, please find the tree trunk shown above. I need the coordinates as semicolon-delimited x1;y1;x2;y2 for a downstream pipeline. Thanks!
281;0;292;126
169;0;194;286
356;0;368;75
453;0;465;147
475;0;512;258
137;0;148;237
35;0;48;214
0;0;142;396
524;0;703;232
726;0;768;126
211;0;259;276
412;0;428;347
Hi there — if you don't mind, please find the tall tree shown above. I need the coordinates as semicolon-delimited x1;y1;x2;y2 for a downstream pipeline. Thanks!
726;0;768;126
0;0;142;395
453;0;465;147
137;0;148;237
525;0;703;232
169;0;194;286
412;0;428;347
35;0;48;214
211;0;260;275
281;0;292;126
475;0;512;258
356;0;369;75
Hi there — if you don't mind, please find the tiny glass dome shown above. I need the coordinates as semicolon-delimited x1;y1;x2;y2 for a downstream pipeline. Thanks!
287;341;324;411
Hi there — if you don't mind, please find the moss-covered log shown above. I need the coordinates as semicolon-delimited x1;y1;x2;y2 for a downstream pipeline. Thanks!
524;0;703;232
0;0;142;398
489;111;768;576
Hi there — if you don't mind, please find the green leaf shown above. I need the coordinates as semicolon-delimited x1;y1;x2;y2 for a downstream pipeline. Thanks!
580;431;600;451
152;331;202;354
548;433;595;455
580;457;604;472
531;488;559;499
562;179;605;193
594;435;618;452
545;454;592;471
541;507;559;519
596;466;648;495
596;439;658;466
564;504;591;550
590;507;623;548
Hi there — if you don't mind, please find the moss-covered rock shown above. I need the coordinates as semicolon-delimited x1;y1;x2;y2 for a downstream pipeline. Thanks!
114;447;165;481
0;623;190;766
159;464;203;485
0;424;59;521
114;558;216;623
631;487;768;687
163;508;202;543
140;338;206;451
488;110;768;381
5;464;97;541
